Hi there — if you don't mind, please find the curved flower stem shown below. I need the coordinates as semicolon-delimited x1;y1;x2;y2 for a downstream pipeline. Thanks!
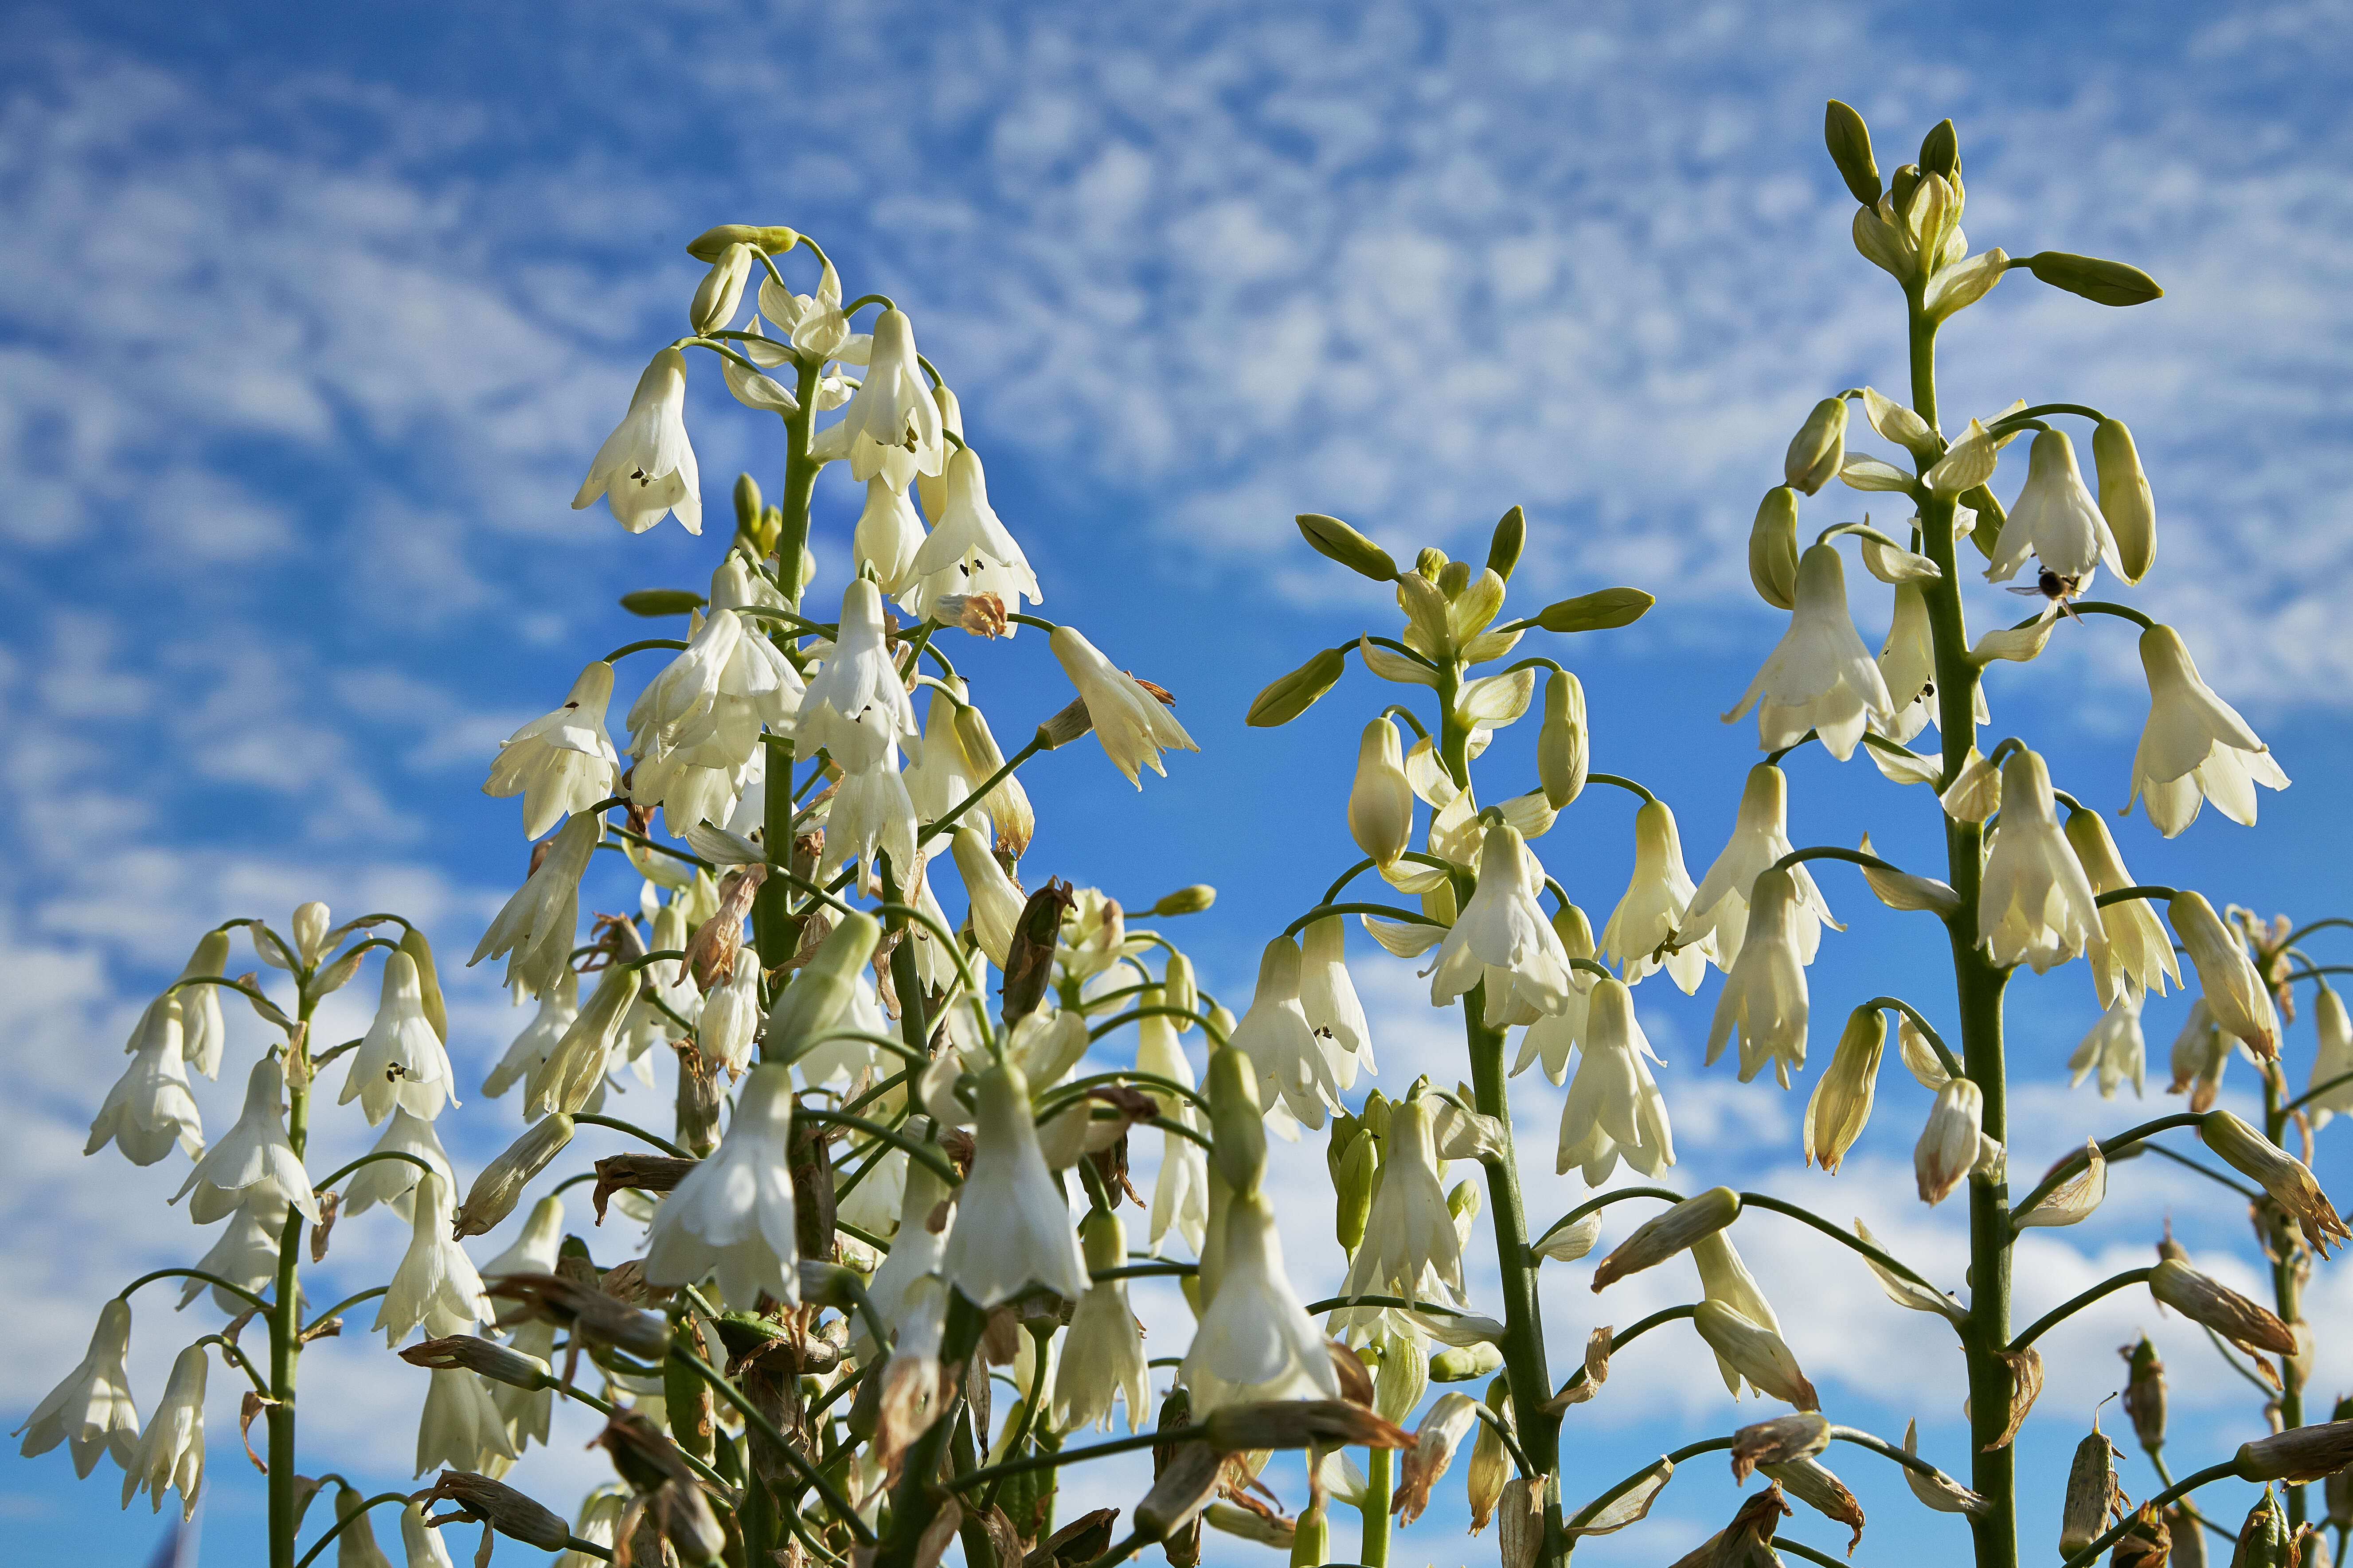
301;1286;387;1337
1148;1116;1215;1153
947;1427;1199;1491
2284;916;2353;950
1528;1186;1684;1256
1816;520;1914;553
1319;850;1455;908
1736;1192;1947;1298
1549;1304;1697;1402
1861;996;1965;1080
312;1147;442;1191
600;636;692;662
1568;1437;1735;1529
1765;729;1823;766
1364;633;1441;671
796;1029;930;1070
1984;402;2107;437
916;736;1048;848
115;1267;273;1314
1471;1400;1537;1476
2139;1141;2262;1201
1380;703;1431;741
1301;1293;1473;1316
2060;1460;2244;1568
195;1333;274;1396
1586;772;1658;806
2202;1325;2279;1395
1771;845;1907;878
671;1344;876;1546
1087;1262;1197;1282
797;1109;962;1185
291;1493;418;1568
619;948;689;973
1085;1006;1231;1049
2067;601;2157;631
1038;1071;1212;1117
1280;902;1442;941
1828;1424;1970;1483
2009;1112;2206;1221
2007;1267;2156;1353
602;821;715;872
571;1113;692;1160
1775;1538;1851;1568
2094;885;2182;908
2285;1068;2353;1117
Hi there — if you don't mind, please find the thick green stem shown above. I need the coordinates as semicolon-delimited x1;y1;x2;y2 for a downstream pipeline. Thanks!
1464;983;1563;1567
269;999;316;1568
752;354;825;970
2265;1068;2307;1528
1360;1446;1393;1566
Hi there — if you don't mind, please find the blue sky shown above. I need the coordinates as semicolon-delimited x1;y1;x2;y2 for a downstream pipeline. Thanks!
5;0;2353;1562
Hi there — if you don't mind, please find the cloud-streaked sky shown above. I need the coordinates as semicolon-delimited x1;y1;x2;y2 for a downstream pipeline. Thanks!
6;2;2352;1563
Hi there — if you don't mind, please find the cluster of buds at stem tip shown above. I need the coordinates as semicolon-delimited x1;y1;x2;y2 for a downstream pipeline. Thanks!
2199;1110;2350;1254
1590;1187;1738;1291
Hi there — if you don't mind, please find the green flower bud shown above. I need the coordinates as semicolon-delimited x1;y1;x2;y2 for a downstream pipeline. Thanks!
1447;1178;1481;1228
1889;164;1922;222
1079;1207;1128;1275
618;589;707;618
1823;100;1882;206
1205;1046;1266;1196
685;223;800;262
2093;419;2156;584
1802;1008;1885;1174
1919;119;1962;183
2120;1335;2166;1453
1591;1187;1740;1290
690;242;754;338
733;471;764;534
1436;558;1473;599
398;925;447;1042
763;911;882;1063
1486;504;1527;581
1536;670;1588;808
1372;1327;1427;1424
1530;586;1654;634
1413;547;1447;581
1429;1342;1504;1382
1163;950;1198;1030
1246;647;1346;728
1784;397;1849;495
1147;885;1217;917
1748;487;1802;610
2228;1487;2291;1568
2024;251;2165;307
1334;1128;1379;1254
1295;512;1399;581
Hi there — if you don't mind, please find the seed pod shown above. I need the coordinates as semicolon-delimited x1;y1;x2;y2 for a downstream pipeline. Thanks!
1784;398;1849;495
398;1335;553;1391
412;1470;573;1552
2059;1428;2124;1557
1296;513;1399;581
1748;487;1802;609
1823;100;1882;205
2121;1336;2168;1453
2232;1487;2291;1568
2149;1259;2298;1356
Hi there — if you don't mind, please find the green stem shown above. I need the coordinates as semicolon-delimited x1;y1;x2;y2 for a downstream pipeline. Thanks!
571;1112;692;1159
2008;1268;2155;1352
1860;996;1966;1080
268;994;316;1568
1280;902;1443;941
672;1345;876;1545
946;1427;1195;1490
1360;1446;1394;1567
115;1267;272;1314
2265;1065;2306;1528
1774;1538;1851;1568
291;1493;416;1568
2009;1112;2206;1222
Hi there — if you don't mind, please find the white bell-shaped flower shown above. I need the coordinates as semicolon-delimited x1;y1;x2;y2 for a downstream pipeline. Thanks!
572;347;701;534
1600;800;1712;992
1557;978;1675;1185
172;933;231;1079
1337;1096;1463;1306
1229;936;1339;1130
1985;429;2117;585
643;1063;801;1310
481;1194;567;1286
484;663;621;840
906;446;1041;611
834;308;944;489
721;316;800;413
2170;891;2281;1060
1049;627;1198;787
1678;765;1838;969
1052;1210;1150;1435
119;1343;205;1517
951;825;1024;970
2064;807;2180;1006
696;952;762;1076
762;255;852;362
903;678;977;824
1513;905;1596;1085
374;1172;489;1344
865;1134;954;1340
1978;750;2101;973
15;1298;139;1477
798;579;921;755
414;1366;517;1478
174;1056;319;1224
342;952;457;1125
853;476;928;599
942;1062;1090;1306
481;964;578;1099
1723;544;1894;760
2069;988;2147;1100
1349;717;1415;867
1150;1115;1210;1259
1915;1078;1987;1205
1427;823;1575;1022
2127;626;2289;837
815;709;921;893
469;812;599;995
1300;914;1374;1084
1180;1190;1341;1413
87;998;203;1167
342;1108;455;1222
1704;868;1811;1088
2307;988;2353;1128
180;1190;290;1314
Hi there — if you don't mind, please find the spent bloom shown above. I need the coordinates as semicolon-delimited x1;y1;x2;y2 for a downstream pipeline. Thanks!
572;347;700;534
1723;543;1895;759
2069;990;2148;1100
2128;625;2289;837
833;307;943;489
2065;807;2180;1006
643;1063;801;1309
2170;891;2281;1059
1915;1078;1989;1205
906;445;1041;612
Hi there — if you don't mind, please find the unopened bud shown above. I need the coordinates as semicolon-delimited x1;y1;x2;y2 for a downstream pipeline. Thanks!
1591;1186;1739;1290
2121;1336;2167;1452
2093;419;2155;584
690;243;754;337
414;1471;572;1551
732;471;763;534
1163;950;1198;1029
2059;1429;2124;1556
1429;1342;1504;1382
1247;647;1346;728
453;1115;575;1238
2024;250;2165;307
764;912;882;1062
1530;586;1654;634
2150;1258;2298;1356
685;223;798;262
1334;1128;1378;1253
1748;487;1803;609
1436;559;1473;598
1536;671;1588;808
2200;1110;2349;1256
399;1335;554;1391
1803;1008;1884;1174
2239;1422;2353;1485
1919;118;1962;182
1486;504;1526;581
1148;885;1216;917
1372;1328;1428;1425
1036;695;1094;749
1206;1502;1293;1549
619;588;707;618
1205;1045;1266;1195
2232;1487;2292;1568
1201;1399;1410;1453
1784;398;1849;495
1295;513;1399;581
1348;718;1415;867
1824;100;1882;206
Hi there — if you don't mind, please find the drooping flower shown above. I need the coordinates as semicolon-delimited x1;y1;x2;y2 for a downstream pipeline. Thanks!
2127;626;2289;837
342;1108;456;1222
1180;1190;1341;1413
696;951;761;1076
1427;823;1575;1021
173;932;231;1079
1705;868;1811;1088
853;476;927;598
1348;717;1415;867
174;1056;319;1224
2309;988;2353;1128
484;663;621;840
2170;891;2281;1059
643;1064;801;1310
906;445;1041;613
1300;914;1375;1082
121;1343;206;1517
1049;627;1198;787
87;998;204;1168
1337;1096;1462;1306
2064;807;2181;1006
481;1194;567;1286
1229;936;1340;1129
1678;765;1838;968
950;825;1024;970
1513;905;1596;1085
1600;800;1712;991
1985;429;2117;586
1915;1079;1988;1205
2166;997;2230;1112
414;1366;518;1478
1692;1300;1819;1409
1556;979;1675;1185
481;964;578;1099
864;1135;954;1342
2069;989;2148;1100
180;1190;290;1314
374;1172;490;1345
833;308;944;489
1723;544;1894;760
341;952;458;1126
814;710;921;893
572;347;701;534
522;966;641;1119
1802;1007;1884;1172
941;1062;1090;1307
797;579;921;755
1693;1231;1788;1400
1052;1210;1150;1434
1978;750;2101;973
469;812;600;995
15;1298;140;1476
451;1116;572;1241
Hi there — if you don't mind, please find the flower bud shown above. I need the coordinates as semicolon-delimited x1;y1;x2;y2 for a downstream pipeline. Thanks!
2120;1335;2167;1453
1486;504;1527;581
1824;100;1882;206
1428;1343;1504;1382
685;223;799;262
1536;671;1588;809
2239;1422;2353;1485
2149;1258;2298;1355
1466;1384;1510;1532
1530;586;1654;634
1591;1187;1739;1290
399;925;448;1042
1915;1077;1985;1205
1204;1045;1266;1196
2173;892;2282;1060
1164;950;1198;1030
1730;1412;1830;1483
1294;513;1399;581
1347;718;1415;866
1748;487;1802;610
453;1115;575;1238
1205;1503;1293;1548
619;588;707;617
2060;1429;2124;1556
413;1471;572;1551
2094;419;2156;584
2202;1110;2349;1254
1333;1127;1378;1254
1692;1300;1818;1410
1200;1399;1410;1453
1919;118;1962;182
1247;647;1346;728
1803;1007;1884;1173
2023;250;2166;307
1371;1326;1427;1424
690;243;754;337
764;911;882;1062
1784;398;1849;495
1148;885;1216;917
399;1335;554;1391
